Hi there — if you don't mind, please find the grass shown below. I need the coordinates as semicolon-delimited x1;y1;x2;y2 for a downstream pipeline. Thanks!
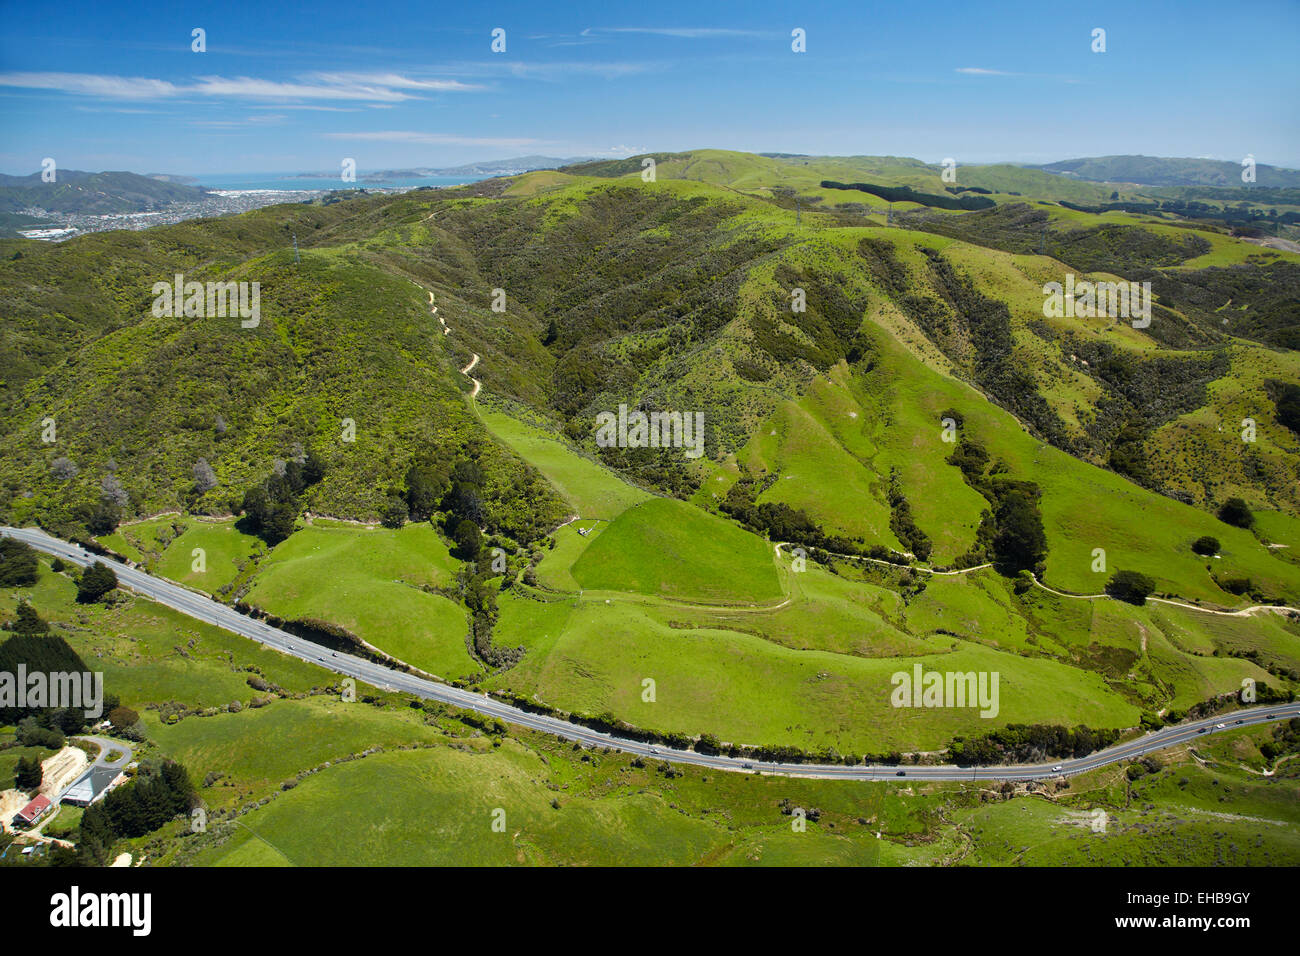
478;405;653;521
570;497;783;605
243;522;475;679
194;742;723;867
0;561;327;710
489;595;1140;753
146;696;446;806
7;559;1297;867
741;385;901;550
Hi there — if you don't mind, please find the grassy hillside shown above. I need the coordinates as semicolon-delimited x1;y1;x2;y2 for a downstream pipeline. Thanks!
4;560;1298;867
2;147;1298;781
571;498;782;604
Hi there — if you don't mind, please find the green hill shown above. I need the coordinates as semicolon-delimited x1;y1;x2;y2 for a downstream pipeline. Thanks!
0;169;210;214
2;149;1298;754
1036;155;1300;188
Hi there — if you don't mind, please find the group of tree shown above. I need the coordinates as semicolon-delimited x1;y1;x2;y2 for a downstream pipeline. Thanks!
1260;718;1300;763
443;460;487;557
14;755;42;790
822;180;996;211
238;448;326;545
1;613;94;723
989;484;1047;574
0;538;39;587
887;470;932;562
76;561;118;603
461;556;523;669
395;456;486;549
397;441;562;544
946;723;1121;766
947;438;1047;574
7;601;49;635
1269;381;1300;437
1106;569;1157;604
2;603;127;737
69;760;197;866
719;473;875;557
1216;497;1254;529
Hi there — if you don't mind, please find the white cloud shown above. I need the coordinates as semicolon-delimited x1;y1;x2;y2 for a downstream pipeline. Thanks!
599;27;770;39
0;70;481;102
0;72;180;98
955;67;1020;76
191;76;403;100
303;72;484;92
500;60;659;79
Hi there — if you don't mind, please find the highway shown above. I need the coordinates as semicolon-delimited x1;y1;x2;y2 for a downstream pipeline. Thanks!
5;525;1297;783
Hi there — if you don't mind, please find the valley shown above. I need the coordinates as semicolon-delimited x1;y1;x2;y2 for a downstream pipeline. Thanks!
3;147;1298;870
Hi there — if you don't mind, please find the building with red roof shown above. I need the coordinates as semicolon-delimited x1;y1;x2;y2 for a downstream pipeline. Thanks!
13;794;53;828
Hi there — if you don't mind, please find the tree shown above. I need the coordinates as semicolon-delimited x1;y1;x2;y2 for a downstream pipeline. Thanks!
108;706;140;733
77;561;118;603
261;503;298;545
991;490;1047;573
452;519;482;558
379;495;409;529
444;482;485;525
100;474;128;507
1191;535;1220;556
10;601;49;636
192;458;217;493
240;483;271;531
404;463;448;521
301;448;327;486
87;497;122;535
15;755;42;790
0;538;39;587
1107;569;1156;604
1217;497;1254;529
49;457;78;480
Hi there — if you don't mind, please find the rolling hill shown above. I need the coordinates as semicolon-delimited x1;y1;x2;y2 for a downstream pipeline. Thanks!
2;148;1298;756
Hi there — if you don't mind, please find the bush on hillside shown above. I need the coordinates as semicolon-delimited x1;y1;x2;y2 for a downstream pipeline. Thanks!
0;538;39;587
76;561;118;603
991;489;1047;573
1107;569;1157;604
379;495;408;529
1216;497;1254;529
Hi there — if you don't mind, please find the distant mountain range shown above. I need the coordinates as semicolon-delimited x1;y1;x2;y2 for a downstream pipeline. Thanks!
6;154;1297;227
0;170;209;214
1033;155;1300;188
293;155;598;182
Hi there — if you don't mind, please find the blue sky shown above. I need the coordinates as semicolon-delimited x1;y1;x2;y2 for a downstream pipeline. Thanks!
1;0;1297;175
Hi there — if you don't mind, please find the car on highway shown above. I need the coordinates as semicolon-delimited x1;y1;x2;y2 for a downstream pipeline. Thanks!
896;770;906;776
1215;722;1226;729
1052;765;1063;772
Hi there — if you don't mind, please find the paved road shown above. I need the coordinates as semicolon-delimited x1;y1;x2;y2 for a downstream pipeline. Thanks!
77;734;134;771
6;525;1297;783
